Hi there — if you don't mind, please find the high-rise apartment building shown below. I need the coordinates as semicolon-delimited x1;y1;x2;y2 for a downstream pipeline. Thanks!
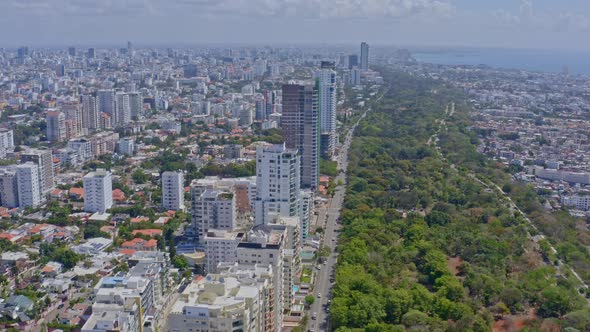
62;102;83;138
162;171;185;211
128;92;143;119
17;46;29;59
20;149;54;195
299;190;314;242
0;129;14;159
239;107;253;127
236;225;287;326
67;47;76;57
253;144;301;225
339;55;349;69
315;61;338;158
81;95;99;131
97;90;116;123
360;42;370;71
264;216;302;308
281;83;320;189
195;188;236;239
46;111;66;142
254;94;267;121
83;169;113;213
56;63;65;77
115;92;131;126
16;163;41;208
190;180;236;245
351;68;362;86
265;90;277;117
0;167;19;208
100;113;112;129
348;54;359;69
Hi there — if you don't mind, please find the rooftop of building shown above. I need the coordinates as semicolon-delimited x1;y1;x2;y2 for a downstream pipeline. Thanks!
204;229;243;241
170;275;260;314
237;225;284;249
84;168;111;178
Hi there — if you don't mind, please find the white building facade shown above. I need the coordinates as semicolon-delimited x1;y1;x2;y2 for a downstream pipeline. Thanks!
254;144;300;225
0;167;19;208
16;162;41;208
191;180;236;245
83;169;113;213
203;230;243;273
0;129;15;159
315;62;337;158
162;171;185;211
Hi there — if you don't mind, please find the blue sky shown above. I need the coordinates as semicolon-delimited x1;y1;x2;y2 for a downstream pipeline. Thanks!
0;0;589;50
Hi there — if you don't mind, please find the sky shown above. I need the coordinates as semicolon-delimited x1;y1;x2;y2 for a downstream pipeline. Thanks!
1;0;590;50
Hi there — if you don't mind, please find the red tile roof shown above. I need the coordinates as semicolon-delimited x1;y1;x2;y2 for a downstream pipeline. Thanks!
132;229;162;237
69;187;85;198
121;238;158;250
0;233;14;240
130;216;149;223
112;189;126;201
29;224;51;234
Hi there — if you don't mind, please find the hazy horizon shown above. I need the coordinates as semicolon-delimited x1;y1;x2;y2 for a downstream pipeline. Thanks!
1;0;590;51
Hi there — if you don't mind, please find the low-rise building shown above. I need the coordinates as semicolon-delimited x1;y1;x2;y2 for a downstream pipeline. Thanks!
72;237;113;255
82;300;140;332
121;238;158;251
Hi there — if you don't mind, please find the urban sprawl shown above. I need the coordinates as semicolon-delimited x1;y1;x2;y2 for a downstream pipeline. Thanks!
1;41;589;332
0;43;378;332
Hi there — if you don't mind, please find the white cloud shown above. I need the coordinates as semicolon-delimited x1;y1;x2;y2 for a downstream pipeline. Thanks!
492;9;520;26
490;0;590;33
1;0;156;17
1;0;454;19
554;12;590;32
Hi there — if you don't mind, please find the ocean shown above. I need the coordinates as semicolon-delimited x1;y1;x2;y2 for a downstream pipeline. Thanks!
412;48;590;76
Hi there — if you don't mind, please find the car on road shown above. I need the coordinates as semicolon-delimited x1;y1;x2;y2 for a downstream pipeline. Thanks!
317;293;321;298
57;303;65;309
312;312;317;320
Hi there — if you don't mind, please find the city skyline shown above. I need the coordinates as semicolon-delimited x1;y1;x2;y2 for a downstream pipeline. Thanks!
1;0;590;50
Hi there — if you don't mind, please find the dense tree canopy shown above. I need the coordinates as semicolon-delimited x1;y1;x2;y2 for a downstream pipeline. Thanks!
332;69;587;331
